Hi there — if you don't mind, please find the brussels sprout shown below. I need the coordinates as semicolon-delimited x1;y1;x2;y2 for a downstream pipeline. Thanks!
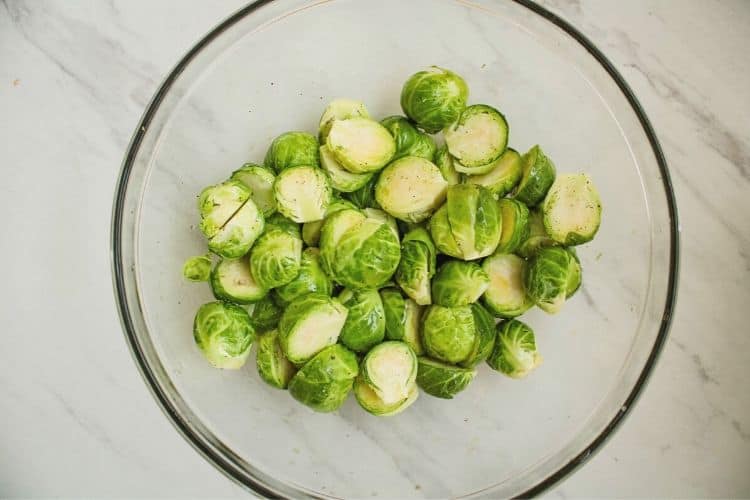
496;198;530;254
319;145;374;193
249;227;303;290
380;115;437;161
375;156;448;223
514;145;556;206
273;165;332;223
183;254;212;282
354;375;419;416
465;148;522;197
434;145;461;185
400;66;469;133
381;289;423;355
197;180;250;239
193;301;255;369
542;173;602;245
278;293;348;365
429;184;501;260
516;209;558;258
395;227;437;305
326;117;396;173
210;256;268;304
318;98;370;143
248;295;282;332
524;246;573;314
275;248;333;305
363;208;399;237
460;303;497;368
416;357;476;399
264;131;319;172
344;175;380;209
487;319;542;378
288;344;359;412
338;288;386;352
230;164;276;216
431;260;490;307
319;208;366;276
565;248;582;298
444;105;508;169
264;212;300;237
421;305;476;364
208;198;265;258
482;253;533;318
256;330;296;389
362;341;418;405
301;198;357;247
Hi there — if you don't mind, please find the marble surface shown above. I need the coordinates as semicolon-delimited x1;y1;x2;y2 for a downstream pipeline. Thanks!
0;0;748;497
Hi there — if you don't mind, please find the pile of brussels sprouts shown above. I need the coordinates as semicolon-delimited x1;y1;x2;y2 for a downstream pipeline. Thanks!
183;66;602;415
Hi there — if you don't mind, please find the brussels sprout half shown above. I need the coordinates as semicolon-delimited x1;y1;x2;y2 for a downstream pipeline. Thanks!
514;145;556;207
516;209;558;258
183;254;212;282
197;180;250;239
210;256;268;304
327;117;396;173
421;305;476;364
524;246;573;314
318;98;370;143
460;303;497;368
434;145;461;185
542;173;602;245
381;288;423;355
193;301;255;369
487;319;542;378
496;198;530;254
275;248;333;305
249;227;303;290
375;156;448;223
273;165;332;223
338;288;386;353
230;164;277;216
301;198;358;247
288;344;359;412
395;227;437;305
400;66;469;133
248;295;282;332
416;357;476;399
256;330;297;389
431;260;490;307
380;115;437;162
444;104;508;169
465;148;523;197
208;198;265;258
354;375;419;416
362;341;418;405
264;131;320;172
319;145;374;193
278;293;348;365
319;208;366;276
482;253;533;318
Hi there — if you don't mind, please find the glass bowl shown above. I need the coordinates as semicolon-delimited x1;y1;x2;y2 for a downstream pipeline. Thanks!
111;0;679;497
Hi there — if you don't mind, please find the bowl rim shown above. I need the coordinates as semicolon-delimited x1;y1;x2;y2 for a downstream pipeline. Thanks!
110;0;680;497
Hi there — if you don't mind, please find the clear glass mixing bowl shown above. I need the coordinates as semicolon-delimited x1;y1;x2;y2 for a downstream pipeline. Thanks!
111;0;679;497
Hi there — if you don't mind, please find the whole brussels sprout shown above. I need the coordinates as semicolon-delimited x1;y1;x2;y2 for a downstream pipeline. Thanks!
375;156;448;223
248;295;282;332
230;163;277;216
256;330;296;389
516;209;558;258
208;198;265;258
381;288;423;355
249;227;303;290
524;246;573;314
421;305;476;364
338;288;386;353
327;117;396;173
210;256;268;304
514;145;556;207
486;319;542;378
278;293;348;365
465;148;523;198
460;303;496;368
318;98;370;143
542;173;602;245
288;344;359;412
481;253;533;318
444;104;508;169
380;115;437;162
400;66;469;133
354;375;419;416
302;197;358;247
264;131;319;172
197;180;250;239
193;301;255;369
416;357;476;399
361;341;418;405
275;248;333;305
183;254;212;282
431;260;490;307
344;175;380;209
495;198;530;254
273;165;332;223
395;228;437;305
434;145;461;186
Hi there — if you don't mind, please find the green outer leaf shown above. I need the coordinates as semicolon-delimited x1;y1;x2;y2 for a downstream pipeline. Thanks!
288;344;359;412
428;205;462;258
274;248;333;305
273;165;332;223
361;341;418;405
481;253;533;318
486;319;542;378
380;115;437;162
278;293;348;365
338;288;386;353
183;254;212;282
416;357;476;399
400;66;469;134
256;330;297;389
431;260;490;307
353;375;418;416
523;246;572;314
332;220;401;289
380;288;423;355
230;163;277;216
248;295;282;332
460;303;497;368
193;301;255;369
514;145;556;206
264;213;300;237
565;247;582;298
395;227;436;305
542;173;602;245
210;256;268;304
443;104;508;168
465;148;523;198
421;305;476;364
515;209;558;258
344;175;380;209
319;208;366;277
264;131;320;173
441;184;501;260
249;228;303;290
496;198;530;254
434;145;461;185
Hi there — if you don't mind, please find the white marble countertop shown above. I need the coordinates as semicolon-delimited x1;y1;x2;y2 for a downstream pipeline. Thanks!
1;0;748;497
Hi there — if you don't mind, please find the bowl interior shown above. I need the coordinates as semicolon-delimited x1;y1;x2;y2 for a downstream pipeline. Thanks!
117;0;675;497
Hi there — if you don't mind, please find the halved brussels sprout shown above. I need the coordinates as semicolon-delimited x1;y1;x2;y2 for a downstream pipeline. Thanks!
273;165;332;223
319;208;366;276
375;156;448;223
362;341;418;405
395;228;437;305
481;253;533;318
565;248;582;298
264;131;320;172
319;145;374;193
416;357;476;399
542;173;602;245
248;295;282;332
256;330;296;389
288;344;359;412
465;148;522;197
230;164;277;216
275;248;333;305
208;198;264;258
249;227;303;290
183;254;212;282
318;98;370;143
193;301;255;369
434;145;461;185
487;319;542;378
460;303;497;368
338;288;386;353
431;260;490;307
400;66;468;133
516;209;558;258
326;117;396;173
264;212;301;237
495;198;530;254
524;246;573;314
278;293;348;365
210;256;268;304
444;104;508;168
301;198;357;247
421;305;476;364
429;184;501;260
380;288;423;355
354;375;418;416
197;180;250;239
363;208;399;237
514;145;556;206
380;115;437;162
344;175;380;209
